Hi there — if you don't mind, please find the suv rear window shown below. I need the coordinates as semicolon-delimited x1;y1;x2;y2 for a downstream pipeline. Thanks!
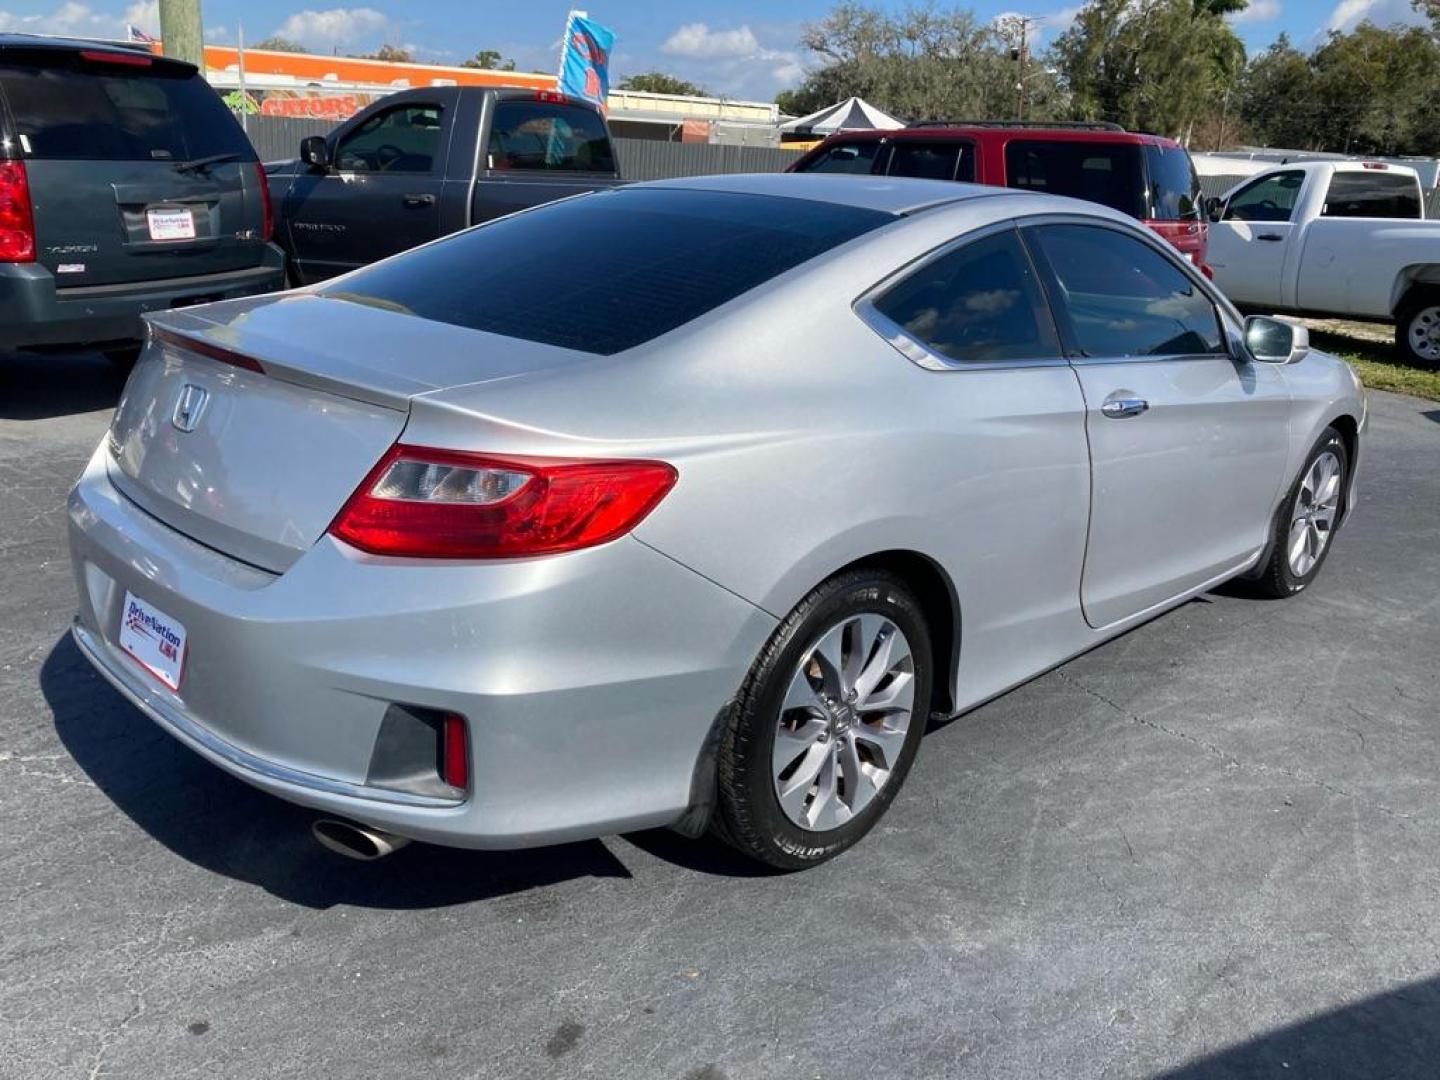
1322;171;1421;219
0;51;253;162
1144;145;1202;221
324;188;891;355
1005;140;1145;219
488;101;615;173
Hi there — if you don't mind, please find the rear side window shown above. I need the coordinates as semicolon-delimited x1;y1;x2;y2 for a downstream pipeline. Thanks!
1027;224;1224;358
488;101;615;173
1144;145;1202;221
336;104;444;173
887;141;975;182
870;230;1058;366
1322;171;1421;219
1005;141;1146;219
0;53;253;162
1224;171;1304;222
799;141;882;175
324;188;890;355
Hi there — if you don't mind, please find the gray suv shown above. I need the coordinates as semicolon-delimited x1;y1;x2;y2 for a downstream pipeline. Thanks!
0;35;284;361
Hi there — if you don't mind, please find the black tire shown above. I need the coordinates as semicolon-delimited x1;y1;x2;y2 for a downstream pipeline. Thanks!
102;345;142;369
1395;288;1440;370
713;569;933;870
1248;428;1349;599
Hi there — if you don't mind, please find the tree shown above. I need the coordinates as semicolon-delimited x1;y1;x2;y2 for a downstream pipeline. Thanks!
461;49;516;71
1236;34;1318;149
352;44;413;63
778;3;1064;122
617;72;708;96
253;36;306;53
1050;0;1247;139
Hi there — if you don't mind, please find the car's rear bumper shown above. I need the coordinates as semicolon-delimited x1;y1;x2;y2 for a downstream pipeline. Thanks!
67;442;775;849
0;249;286;350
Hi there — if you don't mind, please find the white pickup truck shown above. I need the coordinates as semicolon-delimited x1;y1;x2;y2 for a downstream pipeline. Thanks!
1207;161;1440;367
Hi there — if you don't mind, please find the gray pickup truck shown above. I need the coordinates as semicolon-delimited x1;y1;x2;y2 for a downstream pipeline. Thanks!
266;87;623;284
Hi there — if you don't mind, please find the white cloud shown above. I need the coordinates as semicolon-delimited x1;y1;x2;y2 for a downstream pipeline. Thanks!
654;22;803;98
1230;0;1282;23
0;1;142;38
273;7;394;51
1326;0;1426;30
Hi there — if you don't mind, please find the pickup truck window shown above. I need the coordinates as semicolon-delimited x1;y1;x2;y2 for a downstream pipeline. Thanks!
1027;224;1225;358
335;104;443;173
1322;171;1421;219
871;230;1058;365
887;141;975;182
1005;141;1146;219
488;101;615;173
801;141;883;174
1224;171;1303;223
323;187;889;355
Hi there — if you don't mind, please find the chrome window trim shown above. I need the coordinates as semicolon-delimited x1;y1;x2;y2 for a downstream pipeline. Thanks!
1014;212;1246;366
853;220;1069;373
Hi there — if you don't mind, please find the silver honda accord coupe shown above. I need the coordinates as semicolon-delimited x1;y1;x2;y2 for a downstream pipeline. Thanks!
68;173;1365;869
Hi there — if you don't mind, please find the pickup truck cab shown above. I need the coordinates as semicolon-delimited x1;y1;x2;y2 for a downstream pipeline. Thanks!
1208;161;1440;367
267;87;622;284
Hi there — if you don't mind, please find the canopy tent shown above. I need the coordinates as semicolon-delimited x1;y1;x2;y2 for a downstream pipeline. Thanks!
778;97;905;136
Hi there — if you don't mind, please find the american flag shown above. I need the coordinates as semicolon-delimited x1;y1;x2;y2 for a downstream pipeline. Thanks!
126;25;157;44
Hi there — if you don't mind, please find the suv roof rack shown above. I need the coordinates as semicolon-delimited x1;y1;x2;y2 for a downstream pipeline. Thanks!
906;119;1127;132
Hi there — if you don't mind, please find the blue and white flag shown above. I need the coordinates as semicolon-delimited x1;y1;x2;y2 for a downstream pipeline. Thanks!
557;13;615;108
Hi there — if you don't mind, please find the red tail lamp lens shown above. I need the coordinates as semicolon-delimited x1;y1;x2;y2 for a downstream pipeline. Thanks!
0;161;35;263
329;445;677;559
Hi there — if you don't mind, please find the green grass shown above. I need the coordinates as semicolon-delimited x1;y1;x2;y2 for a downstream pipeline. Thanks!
1308;329;1440;403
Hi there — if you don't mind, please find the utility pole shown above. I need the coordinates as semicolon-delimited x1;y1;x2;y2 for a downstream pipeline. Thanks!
1000;16;1039;123
158;0;204;68
1016;18;1028;123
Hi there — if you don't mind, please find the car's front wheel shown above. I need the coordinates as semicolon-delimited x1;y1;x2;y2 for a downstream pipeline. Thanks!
1249;428;1349;599
714;569;932;870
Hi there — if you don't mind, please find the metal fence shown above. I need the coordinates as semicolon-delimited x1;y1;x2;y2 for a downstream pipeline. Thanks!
239;115;800;177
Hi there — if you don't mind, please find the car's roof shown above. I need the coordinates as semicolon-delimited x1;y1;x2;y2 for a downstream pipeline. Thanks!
0;33;195;71
637;172;1007;216
818;125;1183;148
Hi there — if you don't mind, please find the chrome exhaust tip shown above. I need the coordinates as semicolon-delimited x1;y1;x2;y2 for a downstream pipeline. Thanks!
312;818;411;861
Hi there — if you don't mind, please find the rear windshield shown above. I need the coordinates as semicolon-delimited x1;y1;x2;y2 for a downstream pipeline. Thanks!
1005;140;1146;219
323;188;892;355
1144;145;1202;221
0;51;253;162
798;141;883;175
1322;171;1422;219
488;101;615;173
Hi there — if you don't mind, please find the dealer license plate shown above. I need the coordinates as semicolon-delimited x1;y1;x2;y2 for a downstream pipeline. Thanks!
146;208;196;241
118;591;187;691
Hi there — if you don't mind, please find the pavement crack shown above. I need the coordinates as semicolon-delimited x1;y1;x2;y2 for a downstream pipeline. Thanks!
0;749;94;788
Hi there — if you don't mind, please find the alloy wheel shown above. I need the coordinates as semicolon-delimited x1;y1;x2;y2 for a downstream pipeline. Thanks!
1407;305;1440;364
1288;449;1342;577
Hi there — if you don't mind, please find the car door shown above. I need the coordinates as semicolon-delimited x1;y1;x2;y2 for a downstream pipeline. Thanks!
1207;169;1305;308
1021;220;1291;629
283;97;453;282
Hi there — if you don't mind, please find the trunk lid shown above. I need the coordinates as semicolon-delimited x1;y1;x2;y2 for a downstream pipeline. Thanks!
106;294;591;572
0;47;265;288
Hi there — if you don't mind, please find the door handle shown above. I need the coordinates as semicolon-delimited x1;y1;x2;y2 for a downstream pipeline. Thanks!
1257;232;1284;242
1101;397;1149;419
402;193;436;207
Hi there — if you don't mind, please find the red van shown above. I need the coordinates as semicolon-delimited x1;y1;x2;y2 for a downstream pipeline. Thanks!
789;121;1209;273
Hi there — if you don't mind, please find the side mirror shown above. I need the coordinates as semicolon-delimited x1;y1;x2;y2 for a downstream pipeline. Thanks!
300;136;331;171
1244;315;1310;365
1205;195;1224;222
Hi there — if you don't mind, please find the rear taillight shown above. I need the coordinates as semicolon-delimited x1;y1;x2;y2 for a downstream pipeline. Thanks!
329;444;678;559
0;161;35;263
440;712;468;790
254;162;274;243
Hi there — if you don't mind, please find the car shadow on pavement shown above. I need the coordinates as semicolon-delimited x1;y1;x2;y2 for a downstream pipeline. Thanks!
0;350;128;421
42;634;634;909
1156;972;1440;1079
1423;409;1440;426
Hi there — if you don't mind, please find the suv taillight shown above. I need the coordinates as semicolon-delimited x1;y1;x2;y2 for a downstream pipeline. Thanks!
0;161;36;263
254;162;274;243
329;444;678;559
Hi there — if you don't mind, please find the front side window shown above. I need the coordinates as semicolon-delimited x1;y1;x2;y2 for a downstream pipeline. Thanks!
488;101;615;173
1223;171;1304;223
1027;224;1225;358
1005;141;1146;219
887;140;974;182
336;104;443;173
1322;171;1421;219
799;141;883;175
870;230;1058;366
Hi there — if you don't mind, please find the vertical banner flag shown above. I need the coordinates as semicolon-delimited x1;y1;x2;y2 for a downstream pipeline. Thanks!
557;12;615;109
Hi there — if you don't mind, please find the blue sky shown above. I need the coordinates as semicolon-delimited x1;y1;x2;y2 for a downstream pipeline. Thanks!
0;1;1428;100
